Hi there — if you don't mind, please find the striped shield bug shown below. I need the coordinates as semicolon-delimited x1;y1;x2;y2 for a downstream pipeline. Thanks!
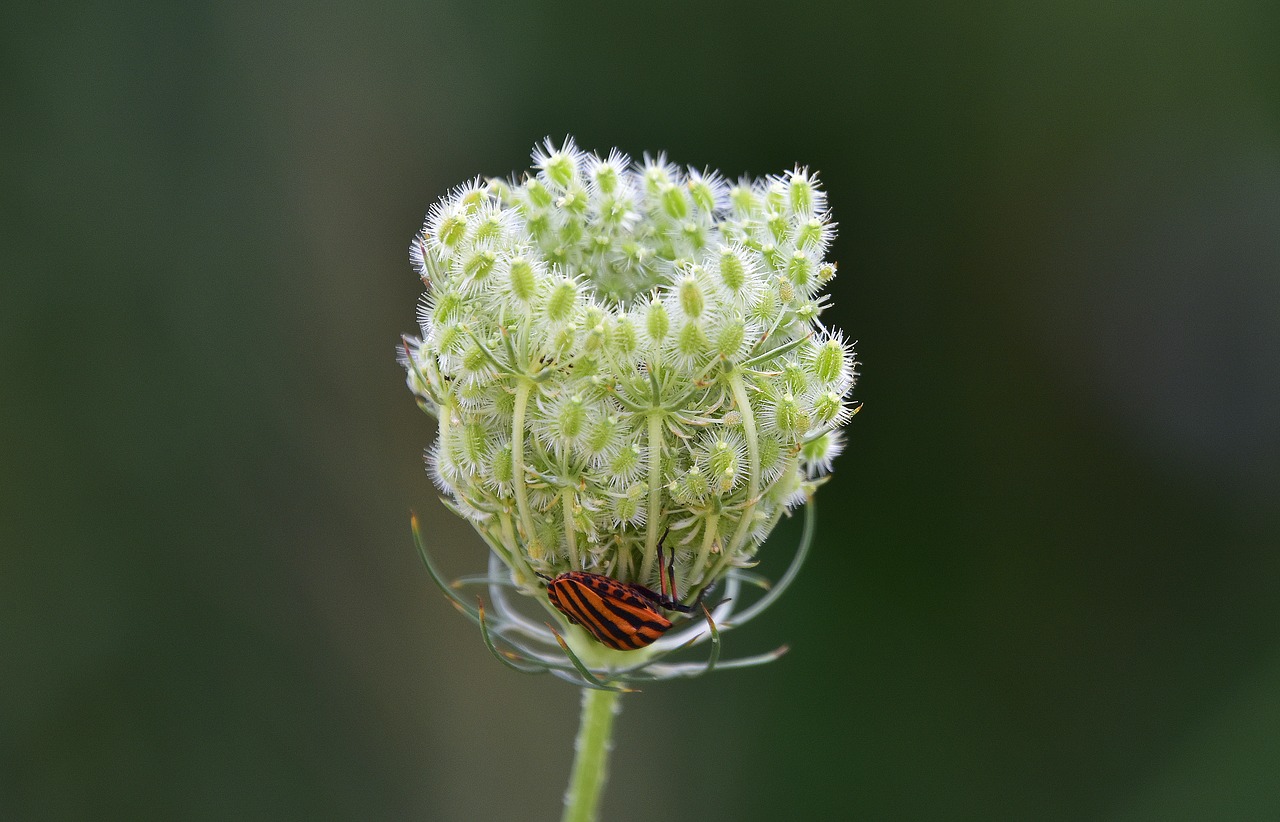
542;534;706;651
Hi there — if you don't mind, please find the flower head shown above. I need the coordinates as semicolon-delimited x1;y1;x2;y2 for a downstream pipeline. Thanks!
404;139;859;685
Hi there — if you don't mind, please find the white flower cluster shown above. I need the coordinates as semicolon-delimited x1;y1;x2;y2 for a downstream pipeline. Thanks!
403;138;858;600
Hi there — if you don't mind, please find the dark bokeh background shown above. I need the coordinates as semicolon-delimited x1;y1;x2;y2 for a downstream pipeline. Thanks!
4;2;1278;819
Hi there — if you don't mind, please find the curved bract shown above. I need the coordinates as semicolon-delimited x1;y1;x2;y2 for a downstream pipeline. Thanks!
412;499;815;690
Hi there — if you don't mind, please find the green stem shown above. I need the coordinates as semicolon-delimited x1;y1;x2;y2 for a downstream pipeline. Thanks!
511;381;537;553
562;687;622;822
641;410;664;580
693;510;720;591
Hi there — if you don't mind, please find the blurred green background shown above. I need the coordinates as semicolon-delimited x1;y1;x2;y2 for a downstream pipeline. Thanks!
4;1;1278;819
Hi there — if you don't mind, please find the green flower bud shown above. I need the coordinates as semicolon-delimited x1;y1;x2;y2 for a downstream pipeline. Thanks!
799;430;843;478
771;392;808;437
586;413;621;456
460;248;498;282
526;178;553;208
729;184;757;216
643;159;673;195
545;277;579;324
748;287;779;325
558;218;584;249
813;337;845;384
683;465;709;501
434;323;464;355
702;433;745;494
645;297;670;344
525;210;552;240
490;440;514;486
766;211;788;243
599;197;631;226
714;316;747;359
783;361;807;394
680;220;708;250
788;174;815;214
612;489;642;526
436;212;467;249
493;386;516;419
718;246;747;294
593;163;620;195
613;314;638;355
461;343;490;374
555;394;587;441
508;256;539;302
756;432;785;482
688;176;718;212
458;420;491;466
457;378;495;410
551;323;578;358
540;148;579;190
678;274;705;318
812;391;845;425
433;292;464;325
764;182;785;213
786;250;813;292
609;442;644;482
661;183;689;220
674;320;709;365
474;212;507;245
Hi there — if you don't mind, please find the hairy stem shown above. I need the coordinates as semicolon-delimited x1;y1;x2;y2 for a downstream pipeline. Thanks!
561;687;622;822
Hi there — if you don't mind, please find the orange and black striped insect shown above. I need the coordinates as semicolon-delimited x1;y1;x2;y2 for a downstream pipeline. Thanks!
542;534;705;651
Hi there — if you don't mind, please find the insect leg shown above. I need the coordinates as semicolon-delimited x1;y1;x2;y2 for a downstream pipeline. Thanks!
666;536;679;602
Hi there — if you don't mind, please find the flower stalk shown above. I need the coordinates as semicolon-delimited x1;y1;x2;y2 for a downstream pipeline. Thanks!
562;687;622;822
